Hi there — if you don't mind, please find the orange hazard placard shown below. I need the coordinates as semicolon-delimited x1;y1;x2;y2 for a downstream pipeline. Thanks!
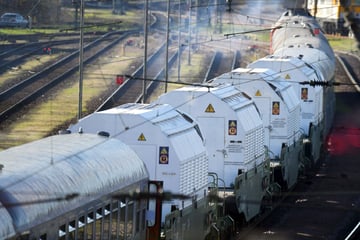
272;101;280;115
159;146;169;164
228;120;237;135
301;88;308;100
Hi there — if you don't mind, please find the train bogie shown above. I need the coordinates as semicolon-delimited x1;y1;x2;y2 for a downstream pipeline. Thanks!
164;196;223;240
233;160;270;222
155;84;270;222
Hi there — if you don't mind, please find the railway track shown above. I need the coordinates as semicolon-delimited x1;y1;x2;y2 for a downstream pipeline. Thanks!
0;31;130;123
204;50;241;82
96;10;246;110
0;37;97;77
96;41;178;110
0;11;170;124
336;52;360;91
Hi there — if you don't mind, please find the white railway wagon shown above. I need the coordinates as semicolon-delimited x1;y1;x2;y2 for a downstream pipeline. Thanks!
248;56;324;165
272;12;333;57
211;68;302;190
68;103;210;232
271;11;336;152
156;84;269;222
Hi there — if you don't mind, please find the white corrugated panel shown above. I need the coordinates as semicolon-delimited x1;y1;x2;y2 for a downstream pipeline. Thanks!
269;81;299;112
171;129;206;162
0;205;15;239
238;106;265;164
171;131;208;195
212;85;250;110
274;48;335;82
237;105;263;132
179;153;208;195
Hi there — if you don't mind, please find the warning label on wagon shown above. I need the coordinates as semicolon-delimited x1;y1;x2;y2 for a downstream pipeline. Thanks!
228;120;237;135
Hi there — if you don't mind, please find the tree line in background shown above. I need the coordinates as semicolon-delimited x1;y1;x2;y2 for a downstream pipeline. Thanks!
0;0;62;24
0;0;125;25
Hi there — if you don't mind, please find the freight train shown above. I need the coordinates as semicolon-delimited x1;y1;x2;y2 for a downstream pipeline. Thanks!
0;7;335;240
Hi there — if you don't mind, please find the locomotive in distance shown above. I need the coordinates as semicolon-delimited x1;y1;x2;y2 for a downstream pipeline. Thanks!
0;6;336;240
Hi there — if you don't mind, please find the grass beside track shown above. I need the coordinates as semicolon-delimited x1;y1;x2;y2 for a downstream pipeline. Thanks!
327;35;359;53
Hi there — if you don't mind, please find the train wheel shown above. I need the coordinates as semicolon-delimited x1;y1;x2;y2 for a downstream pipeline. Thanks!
224;196;246;230
273;166;288;191
260;196;272;215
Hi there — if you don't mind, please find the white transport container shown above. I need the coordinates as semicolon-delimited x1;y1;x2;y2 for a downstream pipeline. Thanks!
271;14;335;62
249;56;324;163
156;84;270;221
273;47;336;139
211;68;302;190
69;103;209;221
271;15;336;138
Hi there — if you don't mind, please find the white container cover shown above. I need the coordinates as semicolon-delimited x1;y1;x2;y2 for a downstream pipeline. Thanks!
211;68;302;157
272;14;334;61
0;205;15;239
249;56;324;135
69;103;208;212
0;133;148;234
273;47;335;84
156;84;265;187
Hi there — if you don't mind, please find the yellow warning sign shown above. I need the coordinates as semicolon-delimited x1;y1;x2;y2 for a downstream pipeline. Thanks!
205;104;215;113
138;133;146;141
284;74;291;80
255;90;262;96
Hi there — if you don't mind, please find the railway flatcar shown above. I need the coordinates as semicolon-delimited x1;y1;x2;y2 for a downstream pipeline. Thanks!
270;8;336;163
307;0;360;35
68;103;225;240
248;55;324;167
0;133;150;240
209;68;303;191
154;84;271;223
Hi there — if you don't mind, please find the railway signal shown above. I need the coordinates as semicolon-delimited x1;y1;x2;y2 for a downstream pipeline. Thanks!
116;75;125;85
